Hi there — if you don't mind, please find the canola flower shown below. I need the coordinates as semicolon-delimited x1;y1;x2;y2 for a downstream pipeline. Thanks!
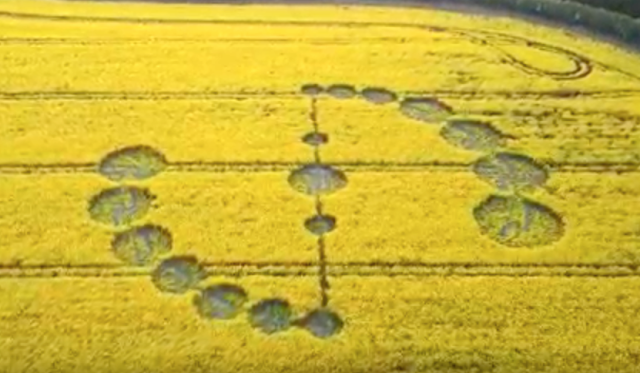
1;1;640;372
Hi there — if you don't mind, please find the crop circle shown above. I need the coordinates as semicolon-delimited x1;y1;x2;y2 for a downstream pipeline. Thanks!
473;152;548;192
98;145;167;182
400;97;453;123
111;224;172;266
473;195;564;247
194;284;248;320
300;84;324;96
297;308;344;338
302;132;329;146
360;87;397;104
304;214;337;235
327;84;357;99
288;164;348;196
249;298;294;334
440;119;506;151
151;256;206;294
88;186;153;227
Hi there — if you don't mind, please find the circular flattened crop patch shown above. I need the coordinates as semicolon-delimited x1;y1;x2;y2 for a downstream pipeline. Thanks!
88;186;153;227
151;256;206;294
360;87;397;104
300;83;324;96
473;195;564;247
400;97;453;123
473;152;548;192
111;225;172;266
194;284;248;320
327;84;357;99
440;119;507;152
288;164;348;196
304;214;337;235
249;298;293;334
297;308;344;338
98;145;167;182
301;132;329;147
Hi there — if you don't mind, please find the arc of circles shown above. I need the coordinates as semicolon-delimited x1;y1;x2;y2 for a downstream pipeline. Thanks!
86;82;565;339
298;83;565;249
87;149;343;338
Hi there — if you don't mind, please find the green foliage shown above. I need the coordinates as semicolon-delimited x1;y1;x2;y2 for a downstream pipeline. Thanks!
496;0;640;46
408;0;640;49
572;0;640;18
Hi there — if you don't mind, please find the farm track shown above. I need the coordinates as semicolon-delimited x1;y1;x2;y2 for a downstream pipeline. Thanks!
1;89;640;100
1;9;640;83
1;261;639;279
2;161;640;174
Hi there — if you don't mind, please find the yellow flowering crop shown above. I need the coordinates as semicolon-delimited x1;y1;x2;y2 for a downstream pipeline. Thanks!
2;0;640;372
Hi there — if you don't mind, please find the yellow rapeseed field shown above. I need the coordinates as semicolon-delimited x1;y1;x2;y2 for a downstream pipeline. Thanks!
2;0;640;372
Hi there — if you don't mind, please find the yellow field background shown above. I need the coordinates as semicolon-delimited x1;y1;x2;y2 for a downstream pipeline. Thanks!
2;0;640;372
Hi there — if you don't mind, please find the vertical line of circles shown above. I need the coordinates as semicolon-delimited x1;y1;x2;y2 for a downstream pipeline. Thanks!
277;83;377;339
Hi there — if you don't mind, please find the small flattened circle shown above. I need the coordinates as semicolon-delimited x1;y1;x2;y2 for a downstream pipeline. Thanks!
300;84;324;96
301;132;329;146
288;164;348;196
111;224;172;266
360;87;397;104
151;256;206;294
473;152;548;192
440;119;507;152
400;97;453;123
98;145;167;182
327;84;357;99
297;308;344;338
88;186;153;227
249;298;293;334
473;195;564;247
194;284;248;320
304;214;337;235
